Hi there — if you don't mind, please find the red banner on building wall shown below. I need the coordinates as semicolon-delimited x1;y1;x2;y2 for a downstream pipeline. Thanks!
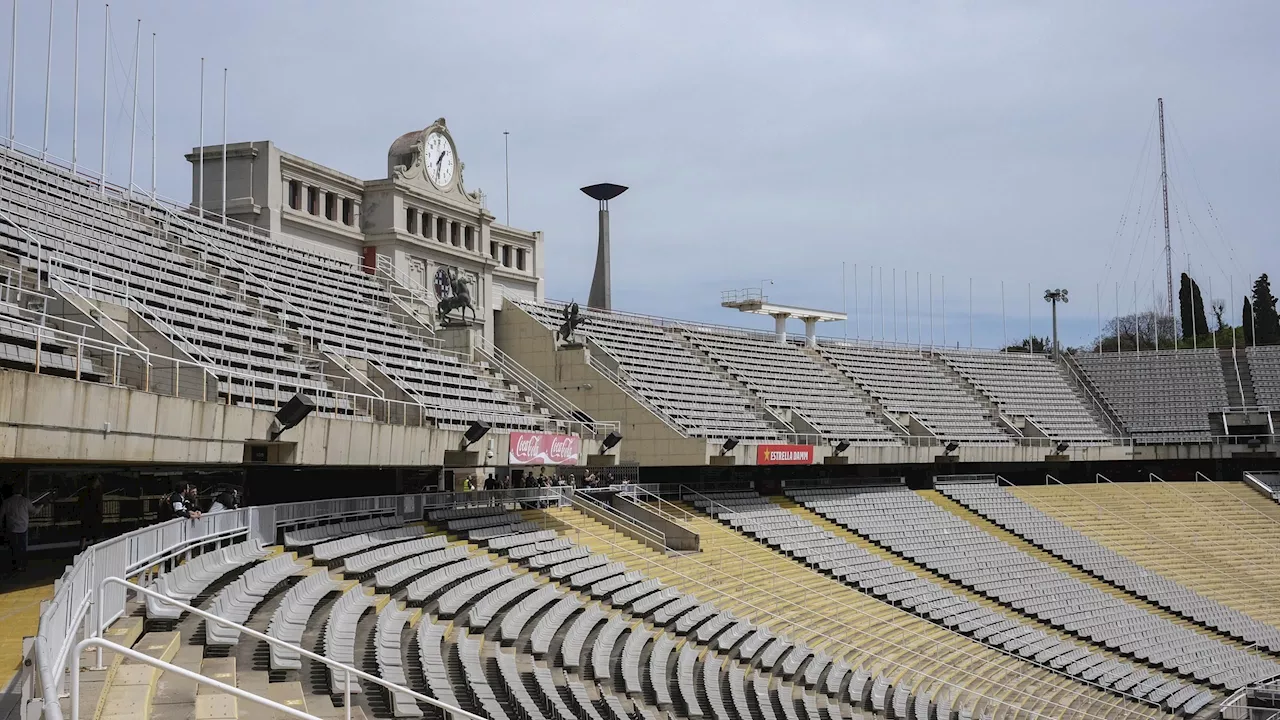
752;443;814;466
509;432;582;465
756;444;814;465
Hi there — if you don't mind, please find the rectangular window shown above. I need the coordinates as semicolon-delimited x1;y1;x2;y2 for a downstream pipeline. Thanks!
405;208;418;235
437;217;447;242
421;212;431;238
464;226;475;251
490;241;498;259
516;248;527;271
502;245;512;267
324;192;337;221
341;198;353;225
451;223;460;247
287;180;301;210
306;187;318;215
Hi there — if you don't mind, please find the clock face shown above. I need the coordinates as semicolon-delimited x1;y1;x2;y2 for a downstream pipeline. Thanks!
425;131;455;187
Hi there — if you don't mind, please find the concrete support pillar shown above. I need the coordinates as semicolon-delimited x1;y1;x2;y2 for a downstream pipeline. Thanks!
804;318;818;348
774;314;788;344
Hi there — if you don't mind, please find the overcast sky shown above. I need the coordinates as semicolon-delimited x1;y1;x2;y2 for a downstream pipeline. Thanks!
5;1;1278;349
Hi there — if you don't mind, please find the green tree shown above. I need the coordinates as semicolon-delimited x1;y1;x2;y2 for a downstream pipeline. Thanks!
1179;273;1208;339
1253;274;1280;345
1004;336;1048;353
1243;297;1254;346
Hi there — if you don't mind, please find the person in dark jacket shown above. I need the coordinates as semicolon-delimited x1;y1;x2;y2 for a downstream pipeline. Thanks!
209;488;240;513
158;483;202;522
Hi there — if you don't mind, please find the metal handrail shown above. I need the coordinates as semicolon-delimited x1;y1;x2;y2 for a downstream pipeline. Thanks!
374;254;437;327
474;334;616;437
1231;345;1247;407
604;484;699;525
93;578;483;720
1059;353;1128;440
71;638;318;720
583;340;690;439
568;490;666;549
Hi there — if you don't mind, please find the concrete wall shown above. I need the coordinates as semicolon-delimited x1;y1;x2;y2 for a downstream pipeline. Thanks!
495;303;712;466
0;369;531;467
609;494;699;551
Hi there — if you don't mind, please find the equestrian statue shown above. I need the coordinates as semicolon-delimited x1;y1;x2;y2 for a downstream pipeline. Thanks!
556;301;585;344
435;267;475;325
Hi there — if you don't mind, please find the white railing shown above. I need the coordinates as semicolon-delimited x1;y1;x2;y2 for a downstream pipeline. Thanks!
1059;353;1128;440
569;489;667;549
373;254;437;333
26;488;572;720
84;579;484;720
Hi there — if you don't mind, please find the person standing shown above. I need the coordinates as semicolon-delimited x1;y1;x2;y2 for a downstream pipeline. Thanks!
79;477;105;550
1;485;42;571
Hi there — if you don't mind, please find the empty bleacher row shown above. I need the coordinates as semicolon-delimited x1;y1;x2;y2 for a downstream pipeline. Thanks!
939;482;1280;651
519;301;782;441
549;502;1174;718
1009;481;1280;639
790;485;1280;690
685;490;1212;715
517;299;1133;446
1073;350;1228;442
0;145;546;430
117;498;1189;720
682;326;900;443
940;350;1111;442
1248;345;1280;408
131;506;892;720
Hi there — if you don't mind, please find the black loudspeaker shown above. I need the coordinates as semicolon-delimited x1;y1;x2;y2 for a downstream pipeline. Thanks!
600;430;623;453
1055;442;1070;454
462;420;492;448
721;438;739;454
833;440;851;455
269;393;316;440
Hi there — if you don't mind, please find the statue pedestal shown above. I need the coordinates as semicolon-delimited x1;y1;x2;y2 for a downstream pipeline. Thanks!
437;321;481;359
558;342;585;351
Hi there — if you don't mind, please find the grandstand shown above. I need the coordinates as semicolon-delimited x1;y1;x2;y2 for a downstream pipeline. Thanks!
2;16;1280;720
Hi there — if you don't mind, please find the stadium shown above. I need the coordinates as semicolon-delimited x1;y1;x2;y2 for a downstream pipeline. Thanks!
2;3;1280;720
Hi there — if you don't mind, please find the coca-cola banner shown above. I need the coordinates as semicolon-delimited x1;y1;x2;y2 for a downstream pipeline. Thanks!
756;444;814;465
509;432;582;465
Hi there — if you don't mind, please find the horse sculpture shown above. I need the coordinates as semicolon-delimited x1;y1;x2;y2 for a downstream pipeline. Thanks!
557;301;584;344
436;268;475;325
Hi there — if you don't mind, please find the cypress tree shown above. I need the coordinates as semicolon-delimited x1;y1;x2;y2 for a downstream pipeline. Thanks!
1253;274;1280;345
1243;297;1254;346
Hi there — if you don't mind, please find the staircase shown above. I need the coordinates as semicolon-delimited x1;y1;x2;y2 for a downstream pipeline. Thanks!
670;331;795;435
800;347;909;439
931;353;1022;439
1220;348;1257;407
1061;353;1128;438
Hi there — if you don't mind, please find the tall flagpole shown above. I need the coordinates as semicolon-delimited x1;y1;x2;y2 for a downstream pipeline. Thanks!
127;19;140;197
41;0;54;159
1027;283;1032;349
892;268;897;342
1115;283;1120;353
503;130;510;225
197;57;204;217
969;276;973;348
841;261;846;340
98;4;109;191
150;33;155;199
879;266;884;343
1095;283;1100;352
928;273;934;349
1209;275;1216;350
916;271;921;349
1153;272;1160;352
71;0;81;172
853;263;858;340
7;0;16;149
1134;280;1140;354
903;269;909;344
1002;280;1007;350
221;67;227;224
941;275;946;347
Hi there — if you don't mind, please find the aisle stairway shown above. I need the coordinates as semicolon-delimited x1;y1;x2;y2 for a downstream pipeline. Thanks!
536;504;1167;719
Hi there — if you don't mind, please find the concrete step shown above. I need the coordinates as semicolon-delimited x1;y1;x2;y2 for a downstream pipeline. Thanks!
97;630;181;720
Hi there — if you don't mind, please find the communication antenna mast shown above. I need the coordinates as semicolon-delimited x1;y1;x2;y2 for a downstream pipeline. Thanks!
1159;98;1173;320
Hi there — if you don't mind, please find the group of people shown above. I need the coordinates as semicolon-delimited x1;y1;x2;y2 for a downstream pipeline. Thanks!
159;483;242;521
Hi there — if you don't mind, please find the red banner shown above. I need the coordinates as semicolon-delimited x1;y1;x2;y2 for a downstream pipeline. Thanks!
509;432;581;465
756;444;814;465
